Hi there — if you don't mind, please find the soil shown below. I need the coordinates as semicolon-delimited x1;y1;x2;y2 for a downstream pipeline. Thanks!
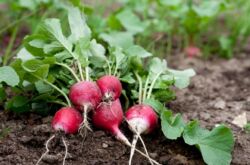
0;53;250;165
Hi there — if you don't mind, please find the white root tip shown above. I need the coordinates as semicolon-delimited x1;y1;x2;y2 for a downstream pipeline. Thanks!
129;134;139;165
36;135;55;165
62;137;68;165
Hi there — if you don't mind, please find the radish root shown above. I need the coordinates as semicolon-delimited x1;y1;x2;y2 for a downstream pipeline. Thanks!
36;135;55;165
62;137;68;165
128;134;139;165
138;134;154;165
79;106;92;137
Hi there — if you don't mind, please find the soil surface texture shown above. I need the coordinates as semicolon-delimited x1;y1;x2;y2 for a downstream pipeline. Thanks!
0;54;250;165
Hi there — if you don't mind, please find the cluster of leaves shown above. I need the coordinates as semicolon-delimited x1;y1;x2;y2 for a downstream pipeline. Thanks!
145;99;234;165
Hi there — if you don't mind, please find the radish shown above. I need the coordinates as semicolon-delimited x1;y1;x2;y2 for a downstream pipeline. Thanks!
92;99;130;145
92;99;160;164
125;104;158;165
97;75;122;102
36;107;83;165
69;81;102;132
184;45;201;58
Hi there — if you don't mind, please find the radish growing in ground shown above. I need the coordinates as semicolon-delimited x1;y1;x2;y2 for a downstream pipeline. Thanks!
97;75;122;101
184;45;201;58
92;99;130;145
36;107;83;165
125;104;158;165
69;81;102;133
92;99;160;164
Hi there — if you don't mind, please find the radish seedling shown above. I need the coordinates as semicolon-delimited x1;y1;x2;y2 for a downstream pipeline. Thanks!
69;81;102;132
36;107;83;165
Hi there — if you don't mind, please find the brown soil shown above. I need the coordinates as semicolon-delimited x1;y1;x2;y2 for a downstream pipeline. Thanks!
0;54;250;165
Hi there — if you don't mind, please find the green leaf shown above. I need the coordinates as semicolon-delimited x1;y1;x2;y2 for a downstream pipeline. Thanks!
67;7;91;43
22;59;44;72
120;73;136;84
116;9;148;34
0;66;20;87
143;98;165;114
16;48;35;61
5;95;30;113
99;32;134;49
35;80;52;93
183;121;234;165
153;89;175;102
43;18;73;56
125;45;152;58
161;110;185;140
168;68;196;89
149;57;167;74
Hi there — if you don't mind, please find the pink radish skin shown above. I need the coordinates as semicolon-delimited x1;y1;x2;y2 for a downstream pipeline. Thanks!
97;75;122;101
69;81;102;110
52;107;83;134
126;104;158;134
92;99;130;145
69;81;102;131
184;46;201;58
125;104;158;165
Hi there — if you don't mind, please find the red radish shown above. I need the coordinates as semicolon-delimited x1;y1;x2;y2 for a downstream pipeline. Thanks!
69;81;102;131
36;107;83;165
125;104;158;165
97;75;122;101
184;45;201;58
52;107;83;134
92;99;130;145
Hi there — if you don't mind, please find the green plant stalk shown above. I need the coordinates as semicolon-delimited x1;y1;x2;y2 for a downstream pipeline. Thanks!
147;72;163;99
134;72;142;104
85;57;89;81
105;59;111;75
0;11;36;35
55;62;80;82
142;76;150;102
2;26;19;66
47;100;68;107
77;61;84;81
32;74;71;107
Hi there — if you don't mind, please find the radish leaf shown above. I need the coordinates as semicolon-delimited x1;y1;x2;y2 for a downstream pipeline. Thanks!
183;121;234;165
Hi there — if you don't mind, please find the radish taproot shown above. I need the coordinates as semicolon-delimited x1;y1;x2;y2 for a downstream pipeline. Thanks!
92;99;130;145
69;81;102;132
125;104;158;165
36;107;83;165
97;75;122;102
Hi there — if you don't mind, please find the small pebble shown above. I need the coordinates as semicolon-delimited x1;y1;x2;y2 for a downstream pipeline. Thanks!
102;143;108;148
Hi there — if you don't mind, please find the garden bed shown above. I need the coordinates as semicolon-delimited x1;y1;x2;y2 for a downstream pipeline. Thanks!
0;54;249;165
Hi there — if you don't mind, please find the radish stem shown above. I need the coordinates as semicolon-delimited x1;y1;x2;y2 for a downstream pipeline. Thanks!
147;72;163;99
36;135;55;165
33;75;71;107
55;62;80;82
135;72;143;104
143;76;150;102
77;61;84;81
